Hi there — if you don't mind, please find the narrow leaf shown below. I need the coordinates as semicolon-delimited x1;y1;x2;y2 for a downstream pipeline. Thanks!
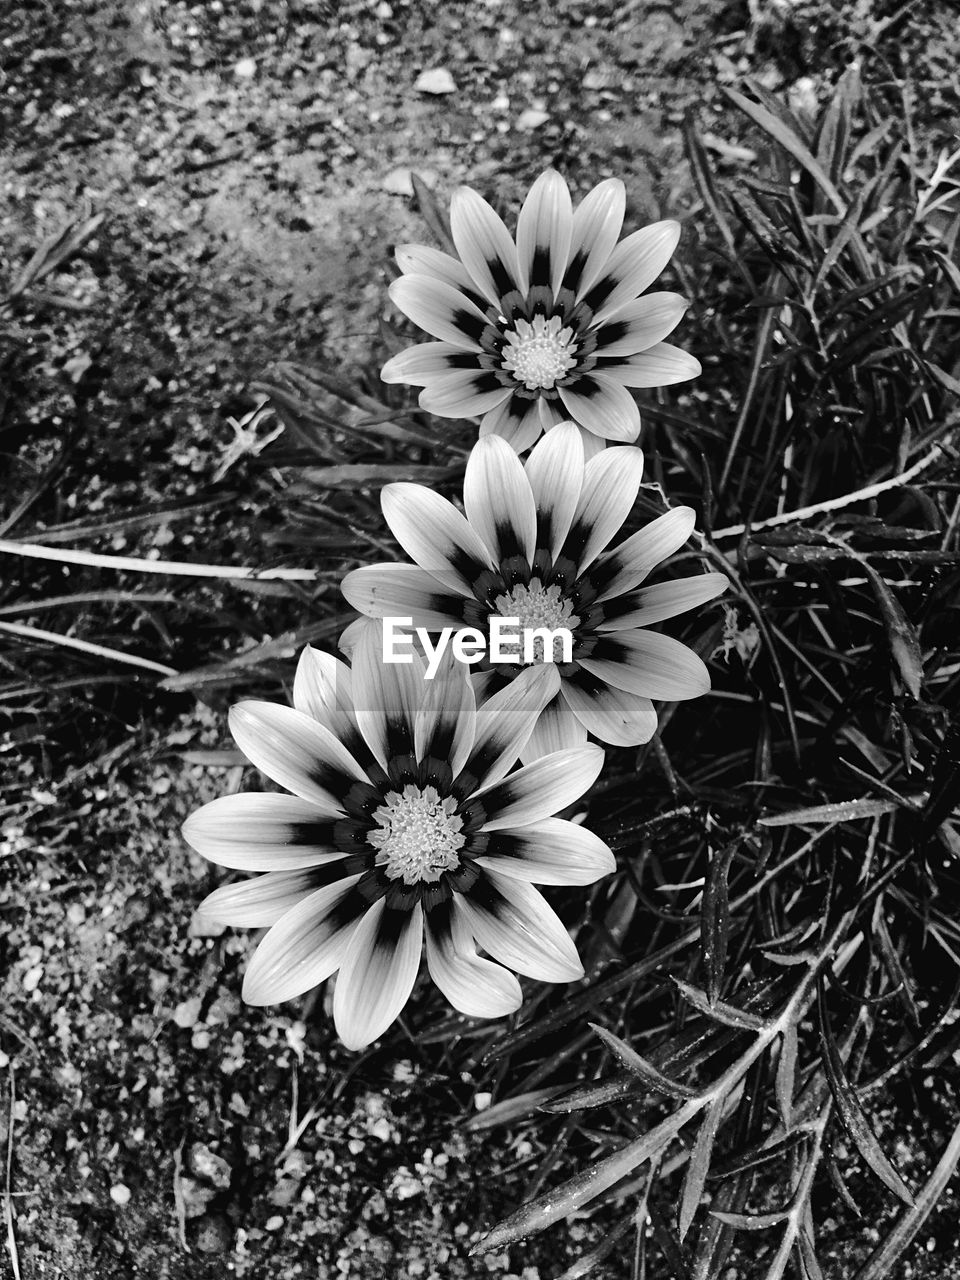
855;1115;960;1280
590;1024;697;1099
710;1209;790;1231
680;1100;724;1239
760;798;899;826
817;978;914;1206
701;841;736;1003
463;1087;565;1131
776;1022;798;1127
861;564;923;698
410;172;456;254
674;978;766;1031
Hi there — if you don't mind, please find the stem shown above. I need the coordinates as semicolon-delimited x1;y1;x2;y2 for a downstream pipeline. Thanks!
0;538;320;581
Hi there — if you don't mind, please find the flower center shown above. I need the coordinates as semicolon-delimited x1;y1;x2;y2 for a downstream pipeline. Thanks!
368;784;465;885
500;315;578;390
492;579;580;663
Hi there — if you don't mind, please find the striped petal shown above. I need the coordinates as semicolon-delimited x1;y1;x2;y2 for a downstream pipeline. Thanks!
562;178;626;301
395;243;490;310
381;482;496;594
341;563;467;630
333;899;424;1050
463;433;537;566
389;275;490;350
515;168;573;301
584;220;681;327
229;702;368;812
560;674;658;747
592;506;697;602
457;663;561;793
579;630;710;701
291;646;369;766
524;421;584;562
197;869;333;927
424;897;522;1018
479;394;545;453
458;870;584;982
381;341;480;387
578;427;607;461
183;793;343;871
419;371;512;419
240;875;365;1005
599;341;701;387
473;744;605;830
560;445;645;575
598;572;729;630
593;292;688;358
475;818;615;885
558;373;642;443
414;645;476;778
350;618;426;770
449;186;522;308
518;690;587;764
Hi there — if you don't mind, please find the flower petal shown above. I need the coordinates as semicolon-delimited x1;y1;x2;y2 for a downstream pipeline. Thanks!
333;899;424;1050
381;482;496;594
463;433;537;566
515;168;573;301
183;793;344;871
419;371;513;419
598;572;729;630
395;243;489;310
560;674;658;747
472;744;605;830
524;421;584;562
229;702;368;812
580;630;711;701
350;618;426;770
424;897;522;1018
562;177;626;301
449;186;522;308
475;818;615;885
240;874;365;1005
457;663;561;793
291;646;371;767
458;870;584;982
558;373;642;443
584;220;681;327
593;291;688;358
559;444;644;575
518;690;587;764
599;341;701;387
381;341;481;387
591;506;696;601
341;563;467;630
414;646;477;779
389;275;490;350
480;394;545;453
197;869;334;927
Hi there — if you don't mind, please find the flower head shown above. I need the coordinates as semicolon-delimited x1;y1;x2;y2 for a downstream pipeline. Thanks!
182;624;613;1050
342;424;727;756
382;168;700;451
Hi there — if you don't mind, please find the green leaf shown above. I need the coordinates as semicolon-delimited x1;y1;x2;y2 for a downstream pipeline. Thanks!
776;1022;798;1126
589;1024;698;1099
462;1088;565;1131
410;171;456;254
817;978;914;1206
702;840;737;1003
710;1210;790;1230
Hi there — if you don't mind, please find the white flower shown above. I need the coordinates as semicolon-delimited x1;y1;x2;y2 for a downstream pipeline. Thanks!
382;168;700;451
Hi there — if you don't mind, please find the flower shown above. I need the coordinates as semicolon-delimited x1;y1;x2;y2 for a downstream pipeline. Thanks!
381;168;700;452
341;424;727;754
182;624;614;1050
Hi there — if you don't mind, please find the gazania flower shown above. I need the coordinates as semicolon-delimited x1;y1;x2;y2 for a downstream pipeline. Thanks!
182;625;613;1050
341;424;727;755
381;168;700;452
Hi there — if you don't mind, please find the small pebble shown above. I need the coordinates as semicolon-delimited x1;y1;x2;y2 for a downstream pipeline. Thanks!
414;68;457;95
110;1184;131;1206
234;57;257;79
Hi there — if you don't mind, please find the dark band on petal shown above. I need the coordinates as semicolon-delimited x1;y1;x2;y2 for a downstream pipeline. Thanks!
453;308;490;345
